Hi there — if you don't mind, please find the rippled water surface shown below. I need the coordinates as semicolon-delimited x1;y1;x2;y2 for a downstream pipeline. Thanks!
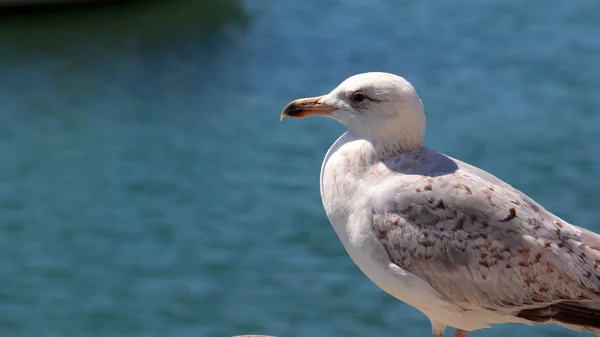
0;0;599;336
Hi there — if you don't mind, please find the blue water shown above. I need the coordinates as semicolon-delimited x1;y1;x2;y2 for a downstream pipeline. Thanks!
0;0;599;336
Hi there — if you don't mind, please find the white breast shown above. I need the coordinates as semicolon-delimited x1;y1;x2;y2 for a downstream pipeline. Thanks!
319;132;353;201
318;134;443;314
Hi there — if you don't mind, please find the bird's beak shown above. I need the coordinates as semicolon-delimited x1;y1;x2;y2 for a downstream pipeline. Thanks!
280;96;337;121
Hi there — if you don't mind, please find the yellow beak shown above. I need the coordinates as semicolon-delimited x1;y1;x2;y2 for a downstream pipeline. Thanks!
280;96;337;121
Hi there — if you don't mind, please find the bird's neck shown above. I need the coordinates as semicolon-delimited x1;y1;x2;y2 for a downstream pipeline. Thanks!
376;133;424;157
345;112;426;160
347;130;425;161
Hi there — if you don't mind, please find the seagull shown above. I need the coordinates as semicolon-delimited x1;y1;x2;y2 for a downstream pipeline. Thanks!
280;72;600;337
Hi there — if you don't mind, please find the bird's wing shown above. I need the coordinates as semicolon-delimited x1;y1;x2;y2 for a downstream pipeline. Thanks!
369;166;600;313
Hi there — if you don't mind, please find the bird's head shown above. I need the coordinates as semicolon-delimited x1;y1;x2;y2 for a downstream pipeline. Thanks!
280;72;426;152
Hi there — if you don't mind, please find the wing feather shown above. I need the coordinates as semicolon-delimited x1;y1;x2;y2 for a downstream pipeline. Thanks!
370;167;600;313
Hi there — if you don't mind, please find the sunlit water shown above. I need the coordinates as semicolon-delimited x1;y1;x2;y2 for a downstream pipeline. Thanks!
0;0;599;336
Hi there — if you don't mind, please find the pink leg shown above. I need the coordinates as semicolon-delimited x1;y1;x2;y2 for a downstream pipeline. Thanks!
452;329;467;337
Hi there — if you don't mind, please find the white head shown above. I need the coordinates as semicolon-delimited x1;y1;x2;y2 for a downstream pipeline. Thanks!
281;72;426;154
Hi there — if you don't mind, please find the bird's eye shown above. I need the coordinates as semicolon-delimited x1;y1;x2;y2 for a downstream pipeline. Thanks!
351;92;366;102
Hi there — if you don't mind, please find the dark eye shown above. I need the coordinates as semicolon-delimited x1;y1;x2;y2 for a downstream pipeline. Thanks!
351;92;366;102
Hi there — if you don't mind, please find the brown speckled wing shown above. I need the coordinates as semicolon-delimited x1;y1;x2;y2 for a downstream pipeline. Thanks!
370;165;600;313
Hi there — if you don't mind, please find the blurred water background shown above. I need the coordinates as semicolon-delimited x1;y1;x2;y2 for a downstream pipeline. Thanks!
0;0;599;336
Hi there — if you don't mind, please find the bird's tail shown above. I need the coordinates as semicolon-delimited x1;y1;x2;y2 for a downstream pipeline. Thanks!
518;301;600;336
555;320;600;337
517;225;600;335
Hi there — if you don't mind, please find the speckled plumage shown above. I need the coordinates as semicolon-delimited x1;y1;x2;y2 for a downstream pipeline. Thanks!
282;72;600;336
378;150;600;305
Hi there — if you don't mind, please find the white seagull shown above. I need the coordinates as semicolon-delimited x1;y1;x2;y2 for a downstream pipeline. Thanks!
280;72;600;337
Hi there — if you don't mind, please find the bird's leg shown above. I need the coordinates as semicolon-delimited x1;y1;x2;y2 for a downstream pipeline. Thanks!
430;320;446;337
452;329;467;337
